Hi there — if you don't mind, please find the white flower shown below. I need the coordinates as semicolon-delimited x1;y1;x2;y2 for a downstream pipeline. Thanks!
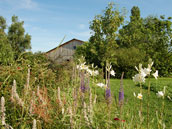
143;68;151;75
96;83;106;88
133;92;136;97
110;70;115;76
140;68;147;77
167;96;172;101
76;65;80;69
137;93;143;100
91;63;94;68
133;73;145;83
87;69;93;75
87;69;99;76
135;66;139;71
152;70;158;79
78;62;88;70
93;70;99;76
156;91;164;98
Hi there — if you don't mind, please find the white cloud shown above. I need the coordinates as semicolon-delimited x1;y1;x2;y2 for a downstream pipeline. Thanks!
2;0;38;10
78;24;86;30
70;30;91;39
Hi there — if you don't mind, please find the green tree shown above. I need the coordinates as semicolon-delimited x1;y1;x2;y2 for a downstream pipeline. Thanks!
114;6;147;77
142;16;172;76
8;15;31;58
76;3;125;68
119;6;172;76
0;16;14;65
118;6;145;48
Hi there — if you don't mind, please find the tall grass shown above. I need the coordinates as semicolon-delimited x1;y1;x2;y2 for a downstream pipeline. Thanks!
0;58;172;128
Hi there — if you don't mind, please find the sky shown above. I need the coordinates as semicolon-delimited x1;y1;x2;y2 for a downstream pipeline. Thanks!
0;0;172;52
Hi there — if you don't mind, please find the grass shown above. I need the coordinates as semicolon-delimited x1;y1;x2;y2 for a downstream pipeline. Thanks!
1;60;172;128
107;78;172;128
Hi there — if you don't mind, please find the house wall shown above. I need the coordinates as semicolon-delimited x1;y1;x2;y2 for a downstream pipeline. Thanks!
46;40;83;63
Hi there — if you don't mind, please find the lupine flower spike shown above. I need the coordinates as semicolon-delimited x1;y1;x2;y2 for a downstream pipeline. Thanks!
105;70;111;104
119;72;124;105
80;72;86;93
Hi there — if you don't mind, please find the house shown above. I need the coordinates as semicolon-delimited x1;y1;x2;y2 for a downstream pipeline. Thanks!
46;38;84;63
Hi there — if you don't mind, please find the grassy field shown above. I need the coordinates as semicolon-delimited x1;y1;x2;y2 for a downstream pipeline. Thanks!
94;78;172;128
0;61;172;128
108;78;172;128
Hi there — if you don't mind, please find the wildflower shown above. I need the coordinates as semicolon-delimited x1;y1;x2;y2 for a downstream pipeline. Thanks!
114;118;125;122
93;70;99;76
152;70;158;79
119;72;124;105
11;80;24;107
133;92;136;97
148;61;154;70
96;83;106;88
167;96;172;101
110;70;115;76
1;96;6;125
17;67;21;70
80;72;86;93
105;88;111;102
91;63;94;68
133;74;145;83
137;93;143;100
87;69;93;75
114;118;120;121
156;91;164;98
32;119;36;129
76;65;80;69
119;91;124;104
80;62;88;70
142;68;151;76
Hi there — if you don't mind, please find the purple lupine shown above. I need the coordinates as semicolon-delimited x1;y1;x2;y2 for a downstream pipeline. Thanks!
86;74;90;91
106;71;111;104
80;72;86;93
106;88;111;100
119;72;124;105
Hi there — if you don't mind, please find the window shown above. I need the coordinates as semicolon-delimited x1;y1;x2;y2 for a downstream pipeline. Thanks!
73;46;76;49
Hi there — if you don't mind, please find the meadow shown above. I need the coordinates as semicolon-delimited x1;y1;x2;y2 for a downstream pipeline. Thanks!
0;58;172;129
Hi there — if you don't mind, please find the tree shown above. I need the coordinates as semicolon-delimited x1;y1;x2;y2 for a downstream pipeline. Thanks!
142;16;172;76
76;3;125;68
119;6;172;76
118;6;145;48
0;16;14;65
8;15;31;58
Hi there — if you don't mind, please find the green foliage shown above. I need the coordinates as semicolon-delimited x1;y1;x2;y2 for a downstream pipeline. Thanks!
0;16;14;65
114;47;146;78
118;6;172;77
76;3;125;68
0;15;31;65
8;15;31;58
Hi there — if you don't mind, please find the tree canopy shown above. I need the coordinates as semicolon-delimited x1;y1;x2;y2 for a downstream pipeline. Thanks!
76;3;125;68
0;15;31;65
76;4;172;78
8;16;31;57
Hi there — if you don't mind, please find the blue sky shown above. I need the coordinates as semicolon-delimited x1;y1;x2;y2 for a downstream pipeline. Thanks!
0;0;172;52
